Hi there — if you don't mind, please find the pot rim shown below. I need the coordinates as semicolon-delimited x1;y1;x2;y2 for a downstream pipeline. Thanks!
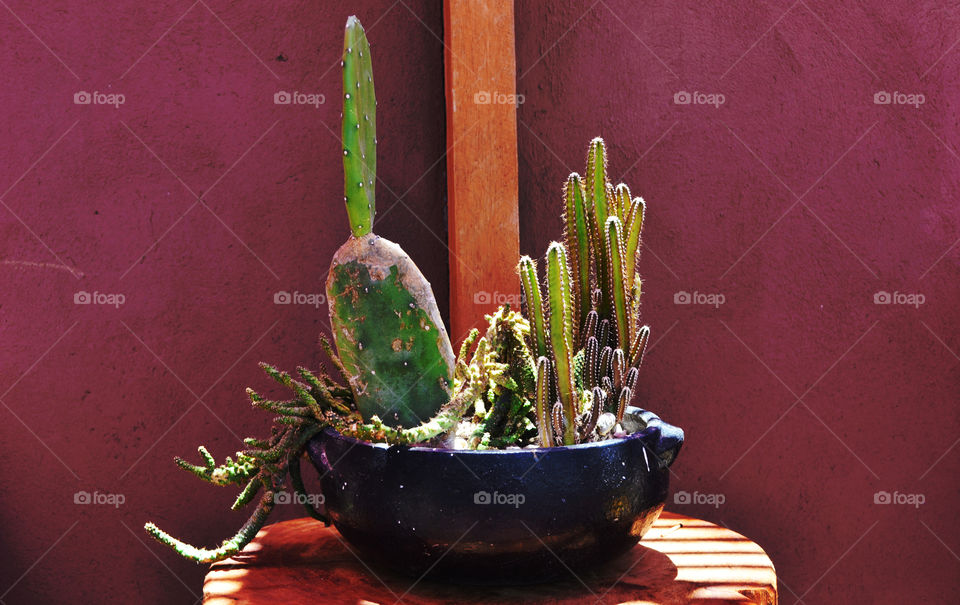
318;406;682;459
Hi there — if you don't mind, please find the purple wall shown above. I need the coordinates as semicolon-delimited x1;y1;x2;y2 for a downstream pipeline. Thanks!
516;1;959;603
0;1;446;603
0;1;957;604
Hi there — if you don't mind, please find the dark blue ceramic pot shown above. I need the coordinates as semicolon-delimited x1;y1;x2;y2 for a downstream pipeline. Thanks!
306;406;683;584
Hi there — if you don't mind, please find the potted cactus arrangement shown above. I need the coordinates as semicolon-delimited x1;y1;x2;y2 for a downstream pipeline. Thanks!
145;16;682;583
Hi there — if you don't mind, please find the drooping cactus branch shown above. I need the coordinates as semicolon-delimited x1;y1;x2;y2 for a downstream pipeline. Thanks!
144;354;359;564
144;328;501;563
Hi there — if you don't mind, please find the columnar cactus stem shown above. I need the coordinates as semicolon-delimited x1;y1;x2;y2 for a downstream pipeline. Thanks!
564;174;592;339
551;401;565;442
342;16;376;237
612;348;625;392
614;183;631;222
581;386;604;439
629;325;651;369
585;138;610;316
625;366;639;392
515;136;661;446
584;336;599;390
583;310;598;346
605;216;631;353
535;356;553;447
616;387;632;423
623;196;645;293
545;242;577;445
518;256;548;359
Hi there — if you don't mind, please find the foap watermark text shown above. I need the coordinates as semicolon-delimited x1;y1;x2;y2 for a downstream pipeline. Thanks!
274;490;325;506
274;90;325;108
74;490;125;508
874;490;924;508
674;490;725;508
74;90;125;108
674;290;725;308
275;290;326;308
474;490;525;508
473;291;523;306
674;90;725;108
474;90;524;106
874;91;924;108
874;291;924;308
75;291;125;308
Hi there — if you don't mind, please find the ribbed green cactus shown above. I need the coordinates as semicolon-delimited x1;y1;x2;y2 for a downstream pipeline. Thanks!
326;16;455;428
518;137;653;445
545;243;577;444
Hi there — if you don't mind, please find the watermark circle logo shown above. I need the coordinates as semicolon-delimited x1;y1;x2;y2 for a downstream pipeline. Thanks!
274;290;292;304
873;91;892;104
274;90;292;104
673;291;691;304
873;291;891;304
673;91;692;104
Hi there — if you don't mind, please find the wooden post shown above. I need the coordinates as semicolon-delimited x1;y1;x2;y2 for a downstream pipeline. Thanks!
444;0;521;345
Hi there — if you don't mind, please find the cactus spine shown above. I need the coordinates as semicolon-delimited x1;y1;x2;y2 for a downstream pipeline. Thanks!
326;16;455;428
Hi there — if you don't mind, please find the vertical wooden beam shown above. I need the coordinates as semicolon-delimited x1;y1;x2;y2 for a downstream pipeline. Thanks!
444;0;521;345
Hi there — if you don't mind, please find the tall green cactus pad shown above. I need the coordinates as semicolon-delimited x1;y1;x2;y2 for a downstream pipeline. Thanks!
326;17;455;428
328;237;454;427
342;16;376;237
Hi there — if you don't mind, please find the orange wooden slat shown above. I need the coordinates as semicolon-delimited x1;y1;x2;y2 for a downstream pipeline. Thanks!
443;0;521;345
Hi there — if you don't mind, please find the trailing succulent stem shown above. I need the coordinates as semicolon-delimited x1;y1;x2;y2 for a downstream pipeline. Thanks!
144;351;358;564
145;323;509;563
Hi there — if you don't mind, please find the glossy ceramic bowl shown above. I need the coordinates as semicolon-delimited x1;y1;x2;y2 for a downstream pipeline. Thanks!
306;406;683;584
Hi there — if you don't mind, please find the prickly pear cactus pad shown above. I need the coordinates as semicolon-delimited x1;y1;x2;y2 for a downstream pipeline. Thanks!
327;233;455;427
327;17;455;427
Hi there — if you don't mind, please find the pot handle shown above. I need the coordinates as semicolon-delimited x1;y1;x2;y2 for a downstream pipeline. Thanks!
290;452;331;525
626;407;684;469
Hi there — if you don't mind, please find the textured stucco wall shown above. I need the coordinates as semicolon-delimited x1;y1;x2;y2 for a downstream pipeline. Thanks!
1;1;958;604
0;2;446;603
516;2;959;603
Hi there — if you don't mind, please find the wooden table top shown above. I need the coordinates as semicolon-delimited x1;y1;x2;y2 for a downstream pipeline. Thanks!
203;511;777;604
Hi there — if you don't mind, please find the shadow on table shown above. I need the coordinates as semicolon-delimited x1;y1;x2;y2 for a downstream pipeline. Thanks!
204;513;776;604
